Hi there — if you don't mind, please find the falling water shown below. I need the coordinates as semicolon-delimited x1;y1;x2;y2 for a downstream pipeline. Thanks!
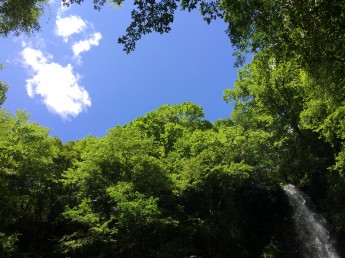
283;184;339;258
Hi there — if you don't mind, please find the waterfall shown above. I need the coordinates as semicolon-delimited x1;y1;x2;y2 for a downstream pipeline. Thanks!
283;184;339;258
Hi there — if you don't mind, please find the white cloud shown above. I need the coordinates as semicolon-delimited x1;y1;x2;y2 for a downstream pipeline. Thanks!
55;15;86;42
17;5;102;120
22;47;91;119
72;32;102;59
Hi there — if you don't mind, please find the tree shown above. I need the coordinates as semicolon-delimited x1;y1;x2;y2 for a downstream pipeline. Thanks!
66;0;221;52
130;102;211;155
224;51;337;184
60;126;176;257
221;1;345;169
0;0;48;36
216;0;345;82
0;110;61;256
164;116;296;257
0;64;8;106
222;50;345;255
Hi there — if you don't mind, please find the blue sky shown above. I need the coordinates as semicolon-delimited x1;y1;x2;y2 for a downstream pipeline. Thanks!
0;1;237;142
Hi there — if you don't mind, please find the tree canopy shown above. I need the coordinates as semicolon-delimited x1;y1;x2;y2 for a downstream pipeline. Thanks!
0;101;343;257
0;0;48;36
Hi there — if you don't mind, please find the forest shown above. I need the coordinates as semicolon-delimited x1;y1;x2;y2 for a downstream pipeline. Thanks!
1;0;345;257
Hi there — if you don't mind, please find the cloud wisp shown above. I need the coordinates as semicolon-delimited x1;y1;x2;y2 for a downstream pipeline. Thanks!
72;32;102;60
22;47;91;119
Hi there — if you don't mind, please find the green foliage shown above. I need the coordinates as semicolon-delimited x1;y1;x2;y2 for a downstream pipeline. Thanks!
224;51;339;186
66;0;223;53
0;110;65;257
64;0;124;10
0;0;47;37
220;0;345;68
0;100;343;257
0;232;18;257
0;64;8;106
130;102;211;155
59;123;176;256
55;102;295;257
224;52;305;133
